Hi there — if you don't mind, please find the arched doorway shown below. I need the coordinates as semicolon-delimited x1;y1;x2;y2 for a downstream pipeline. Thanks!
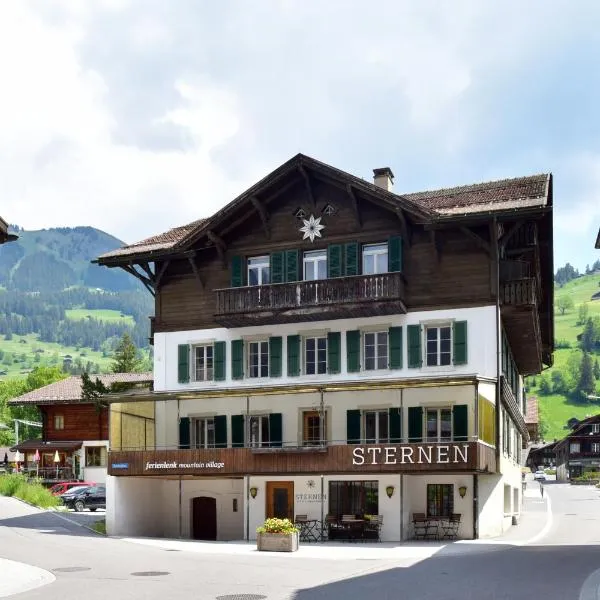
191;496;217;540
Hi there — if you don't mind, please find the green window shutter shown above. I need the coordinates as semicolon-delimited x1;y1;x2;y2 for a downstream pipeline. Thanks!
344;242;359;276
327;332;341;374
407;325;422;368
327;244;343;278
214;341;226;381
408;407;423;442
453;321;468;365
346;409;361;444
269;413;283;447
179;417;190;449
231;340;244;380
285;249;300;282
389;408;402;443
389;326;403;369
214;415;227;448
346;330;361;373
269;336;282;377
287;334;301;377
231;415;245;447
388;235;403;273
453;405;468;442
270;251;284;284
177;344;190;384
231;255;244;288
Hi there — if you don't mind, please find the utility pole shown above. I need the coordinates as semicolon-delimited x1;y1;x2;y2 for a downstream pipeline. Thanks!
13;419;42;445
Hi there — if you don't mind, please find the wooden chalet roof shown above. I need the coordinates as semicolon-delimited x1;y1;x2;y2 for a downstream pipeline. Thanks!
0;216;18;244
96;153;552;264
8;372;153;406
555;413;600;448
525;396;539;425
596;227;600;249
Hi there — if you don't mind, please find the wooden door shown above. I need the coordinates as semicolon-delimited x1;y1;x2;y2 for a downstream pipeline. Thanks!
191;496;217;540
266;481;294;520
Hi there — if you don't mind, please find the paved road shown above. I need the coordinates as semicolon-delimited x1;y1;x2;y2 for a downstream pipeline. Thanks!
1;479;600;600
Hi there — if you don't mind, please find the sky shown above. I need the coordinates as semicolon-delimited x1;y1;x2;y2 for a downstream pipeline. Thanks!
1;0;600;272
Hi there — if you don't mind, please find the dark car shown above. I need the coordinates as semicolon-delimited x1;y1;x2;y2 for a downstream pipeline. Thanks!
61;485;106;512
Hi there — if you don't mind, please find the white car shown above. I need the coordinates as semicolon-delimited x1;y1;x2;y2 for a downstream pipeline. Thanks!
534;470;546;481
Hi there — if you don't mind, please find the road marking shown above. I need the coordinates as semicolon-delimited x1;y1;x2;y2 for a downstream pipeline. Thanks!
579;568;600;600
521;490;553;546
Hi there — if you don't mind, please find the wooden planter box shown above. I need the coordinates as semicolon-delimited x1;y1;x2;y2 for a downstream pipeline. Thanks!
257;531;299;552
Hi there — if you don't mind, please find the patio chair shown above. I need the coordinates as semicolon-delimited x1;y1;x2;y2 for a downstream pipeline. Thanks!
364;514;383;542
294;514;308;522
439;513;461;540
412;513;430;540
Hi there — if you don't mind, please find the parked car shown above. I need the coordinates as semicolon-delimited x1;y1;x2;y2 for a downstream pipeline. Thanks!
60;485;106;512
49;481;95;496
534;470;546;481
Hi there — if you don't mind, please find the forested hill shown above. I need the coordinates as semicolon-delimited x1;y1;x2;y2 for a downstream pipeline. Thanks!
0;226;153;379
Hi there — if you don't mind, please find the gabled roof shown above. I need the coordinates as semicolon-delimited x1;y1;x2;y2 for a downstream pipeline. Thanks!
8;372;153;406
555;413;600;448
96;153;551;264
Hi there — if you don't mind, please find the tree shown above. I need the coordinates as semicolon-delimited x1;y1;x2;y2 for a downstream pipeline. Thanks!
539;375;552;395
578;303;590;326
551;370;567;394
577;352;595;399
581;318;596;352
556;295;574;315
80;372;110;413
594;359;600;381
111;333;141;373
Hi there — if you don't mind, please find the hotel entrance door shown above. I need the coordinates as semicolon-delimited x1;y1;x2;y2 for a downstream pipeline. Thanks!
266;481;294;520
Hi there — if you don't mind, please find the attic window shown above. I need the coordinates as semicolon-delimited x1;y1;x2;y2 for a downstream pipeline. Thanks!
322;203;336;216
294;207;307;220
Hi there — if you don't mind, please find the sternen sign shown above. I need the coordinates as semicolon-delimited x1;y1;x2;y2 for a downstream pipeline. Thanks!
352;444;469;466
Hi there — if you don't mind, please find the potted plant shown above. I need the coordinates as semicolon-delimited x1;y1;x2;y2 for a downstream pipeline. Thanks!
256;518;299;552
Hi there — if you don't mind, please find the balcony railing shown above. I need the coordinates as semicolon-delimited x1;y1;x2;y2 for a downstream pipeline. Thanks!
500;277;538;307
215;272;406;326
500;376;529;443
108;440;496;477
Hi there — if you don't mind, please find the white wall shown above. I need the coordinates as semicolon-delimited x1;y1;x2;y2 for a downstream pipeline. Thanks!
477;473;508;538
81;441;108;484
154;306;497;393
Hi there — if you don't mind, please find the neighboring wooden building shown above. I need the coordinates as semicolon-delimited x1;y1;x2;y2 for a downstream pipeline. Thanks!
525;396;540;443
556;414;600;481
0;216;17;245
9;373;151;483
97;153;554;541
526;441;557;472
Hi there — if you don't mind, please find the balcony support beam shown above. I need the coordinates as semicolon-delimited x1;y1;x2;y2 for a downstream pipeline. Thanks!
346;184;362;228
299;165;317;208
184;252;204;290
250;196;271;239
207;230;227;266
396;208;411;248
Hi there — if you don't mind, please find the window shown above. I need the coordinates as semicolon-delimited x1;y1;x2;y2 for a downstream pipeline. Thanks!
362;243;388;275
193;344;213;382
85;446;107;467
427;484;454;518
328;480;378;519
364;410;389;443
303;410;326;446
304;336;327;375
54;415;64;430
303;249;327;281
191;418;215;449
425;325;452;366
248;415;270;448
592;443;600;453
248;341;269;378
592;424;600;434
247;256;270;286
570;442;580;454
364;331;388;370
426;408;452;442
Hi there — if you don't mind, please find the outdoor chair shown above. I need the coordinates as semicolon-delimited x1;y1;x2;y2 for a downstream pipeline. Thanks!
364;514;383;542
439;513;461;540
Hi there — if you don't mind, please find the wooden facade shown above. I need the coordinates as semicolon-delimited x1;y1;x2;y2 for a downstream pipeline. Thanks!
41;404;108;443
108;441;496;477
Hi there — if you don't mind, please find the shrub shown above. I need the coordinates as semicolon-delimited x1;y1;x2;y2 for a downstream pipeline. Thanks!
0;474;60;509
256;518;298;535
544;468;556;475
555;339;572;349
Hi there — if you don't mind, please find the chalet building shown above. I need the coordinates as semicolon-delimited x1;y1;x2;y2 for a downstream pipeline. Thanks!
556;415;600;481
526;441;557;472
96;154;554;542
524;396;540;443
9;373;151;484
0;216;17;245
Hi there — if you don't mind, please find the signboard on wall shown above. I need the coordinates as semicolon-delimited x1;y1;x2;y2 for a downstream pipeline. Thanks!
352;444;470;466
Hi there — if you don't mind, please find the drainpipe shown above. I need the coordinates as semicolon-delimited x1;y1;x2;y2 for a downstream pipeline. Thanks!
494;217;502;469
245;396;250;541
473;474;479;539
178;476;182;538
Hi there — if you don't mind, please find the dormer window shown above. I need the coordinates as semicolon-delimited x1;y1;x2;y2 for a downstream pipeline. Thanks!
248;256;270;286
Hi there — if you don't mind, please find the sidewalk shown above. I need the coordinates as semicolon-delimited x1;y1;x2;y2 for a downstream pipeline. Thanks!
0;557;55;598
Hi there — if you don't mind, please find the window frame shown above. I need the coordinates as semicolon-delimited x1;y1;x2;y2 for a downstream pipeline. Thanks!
592;424;600;434
570;442;581;454
427;483;454;518
54;415;64;430
247;414;270;448
363;409;389;444
303;335;328;375
592;442;600;454
362;242;389;275
363;331;389;371
302;410;327;446
424;324;452;367
247;340;269;379
247;255;270;286
191;417;216;449
192;344;214;382
84;446;106;467
303;249;328;281
425;407;453;443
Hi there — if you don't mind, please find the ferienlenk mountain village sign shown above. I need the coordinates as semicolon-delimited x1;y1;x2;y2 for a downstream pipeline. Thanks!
352;444;470;466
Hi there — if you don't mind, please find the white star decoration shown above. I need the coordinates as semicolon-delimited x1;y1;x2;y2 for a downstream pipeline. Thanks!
299;214;325;243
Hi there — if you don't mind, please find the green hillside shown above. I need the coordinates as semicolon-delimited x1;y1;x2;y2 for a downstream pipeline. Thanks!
528;269;600;442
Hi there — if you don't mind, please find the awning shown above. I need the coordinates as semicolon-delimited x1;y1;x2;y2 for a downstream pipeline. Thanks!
10;440;83;453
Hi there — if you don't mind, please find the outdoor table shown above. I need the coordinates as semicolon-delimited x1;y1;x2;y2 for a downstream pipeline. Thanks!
340;519;365;542
297;519;322;542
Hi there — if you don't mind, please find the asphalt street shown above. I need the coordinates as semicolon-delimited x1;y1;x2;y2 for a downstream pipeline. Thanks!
1;478;600;600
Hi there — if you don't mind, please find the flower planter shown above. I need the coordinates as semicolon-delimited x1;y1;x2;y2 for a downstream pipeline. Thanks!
257;531;299;552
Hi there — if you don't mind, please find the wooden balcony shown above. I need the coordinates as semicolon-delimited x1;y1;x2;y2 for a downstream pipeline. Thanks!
108;440;496;477
500;376;529;444
215;272;407;326
500;278;543;376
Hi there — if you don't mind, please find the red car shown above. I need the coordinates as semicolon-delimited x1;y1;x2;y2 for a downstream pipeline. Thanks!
49;481;95;496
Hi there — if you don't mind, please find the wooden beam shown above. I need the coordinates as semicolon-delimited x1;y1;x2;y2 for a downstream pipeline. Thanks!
206;230;227;266
499;220;524;249
429;230;440;263
250;196;270;239
299;165;316;208
460;226;491;255
490;220;499;297
395;208;411;248
154;260;170;289
138;261;155;280
185;252;204;290
122;264;155;296
346;185;362;228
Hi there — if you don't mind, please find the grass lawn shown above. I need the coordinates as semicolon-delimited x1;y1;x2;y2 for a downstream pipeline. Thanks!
538;393;600;441
65;308;135;325
554;272;600;342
